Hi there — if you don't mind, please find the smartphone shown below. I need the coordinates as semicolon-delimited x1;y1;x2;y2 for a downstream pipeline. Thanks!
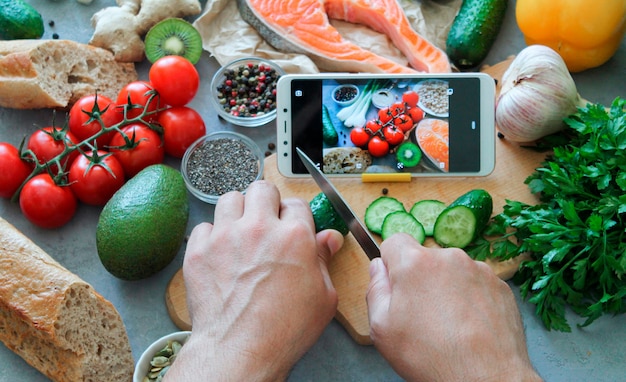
276;72;496;178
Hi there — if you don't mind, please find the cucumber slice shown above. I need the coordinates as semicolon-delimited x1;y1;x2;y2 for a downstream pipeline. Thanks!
433;189;493;248
381;211;426;243
433;206;477;248
364;196;405;235
409;199;446;236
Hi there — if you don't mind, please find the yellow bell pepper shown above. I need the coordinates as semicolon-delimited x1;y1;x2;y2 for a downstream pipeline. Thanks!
515;0;626;72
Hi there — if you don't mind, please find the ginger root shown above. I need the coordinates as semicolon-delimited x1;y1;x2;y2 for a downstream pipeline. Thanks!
89;0;202;62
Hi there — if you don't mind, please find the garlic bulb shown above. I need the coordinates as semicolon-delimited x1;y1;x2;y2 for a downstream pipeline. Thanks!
496;45;585;142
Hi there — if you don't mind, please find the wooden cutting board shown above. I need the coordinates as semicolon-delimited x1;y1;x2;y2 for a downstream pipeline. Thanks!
165;59;548;345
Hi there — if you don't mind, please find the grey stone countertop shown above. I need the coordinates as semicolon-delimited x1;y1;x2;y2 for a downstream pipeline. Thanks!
1;1;624;381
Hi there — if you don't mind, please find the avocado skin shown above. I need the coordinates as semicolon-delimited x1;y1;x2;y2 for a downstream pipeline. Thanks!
0;0;45;40
445;0;508;69
96;165;189;281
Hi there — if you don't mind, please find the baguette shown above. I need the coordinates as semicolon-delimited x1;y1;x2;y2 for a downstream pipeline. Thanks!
0;216;134;381
0;39;137;109
323;147;372;174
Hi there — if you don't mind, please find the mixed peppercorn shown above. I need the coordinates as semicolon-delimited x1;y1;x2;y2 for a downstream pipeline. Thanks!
216;62;280;118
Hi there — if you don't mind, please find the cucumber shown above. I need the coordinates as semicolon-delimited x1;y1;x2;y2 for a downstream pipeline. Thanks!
0;0;45;40
409;199;446;236
381;211;426;243
433;189;493;248
322;104;339;146
309;192;349;236
364;196;405;235
445;0;508;69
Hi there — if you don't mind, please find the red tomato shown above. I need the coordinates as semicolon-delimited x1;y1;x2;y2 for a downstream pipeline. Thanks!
407;106;425;124
69;150;125;206
157;106;206;158
149;56;199;107
383;126;405;146
0;143;32;198
394;114;414;133
389;102;406;117
367;135;390;157
378;107;393;125
350;126;371;147
109;123;164;177
27;127;79;174
116;81;160;121
402;90;419;109
19;173;77;229
69;94;122;148
365;119;383;133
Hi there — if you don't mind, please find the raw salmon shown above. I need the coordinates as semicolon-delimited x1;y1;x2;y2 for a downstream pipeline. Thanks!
415;118;449;172
237;0;451;73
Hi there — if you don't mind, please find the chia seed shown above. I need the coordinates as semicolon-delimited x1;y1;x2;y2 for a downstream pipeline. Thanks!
186;138;259;196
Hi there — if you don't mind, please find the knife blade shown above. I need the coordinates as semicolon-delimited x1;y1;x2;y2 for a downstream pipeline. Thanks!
296;147;380;259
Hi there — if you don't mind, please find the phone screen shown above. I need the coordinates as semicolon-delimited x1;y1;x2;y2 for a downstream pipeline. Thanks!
285;76;489;176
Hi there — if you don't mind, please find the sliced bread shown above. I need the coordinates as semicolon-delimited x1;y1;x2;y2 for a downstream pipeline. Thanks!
0;216;134;381
0;39;137;109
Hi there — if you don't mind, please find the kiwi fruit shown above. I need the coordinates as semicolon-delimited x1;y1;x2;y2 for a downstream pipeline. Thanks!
144;18;203;64
396;141;422;168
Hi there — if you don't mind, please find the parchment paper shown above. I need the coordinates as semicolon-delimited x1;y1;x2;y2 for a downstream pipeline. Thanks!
193;0;462;73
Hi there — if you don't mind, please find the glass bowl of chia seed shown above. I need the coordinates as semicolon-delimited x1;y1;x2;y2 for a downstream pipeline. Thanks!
181;131;265;204
210;57;285;127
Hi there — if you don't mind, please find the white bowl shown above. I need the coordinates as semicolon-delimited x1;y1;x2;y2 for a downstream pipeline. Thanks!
133;331;191;382
332;84;359;106
210;57;285;127
181;131;265;204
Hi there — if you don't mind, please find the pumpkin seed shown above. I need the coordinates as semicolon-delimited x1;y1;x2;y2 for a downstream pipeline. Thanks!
144;336;188;382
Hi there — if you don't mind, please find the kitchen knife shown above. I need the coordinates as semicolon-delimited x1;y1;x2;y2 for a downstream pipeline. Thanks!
296;147;381;259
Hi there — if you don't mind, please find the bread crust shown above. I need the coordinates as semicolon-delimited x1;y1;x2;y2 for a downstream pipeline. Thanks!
0;39;137;109
0;217;134;381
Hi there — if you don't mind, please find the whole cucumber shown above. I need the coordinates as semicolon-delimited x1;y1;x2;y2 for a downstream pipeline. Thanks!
445;0;507;69
322;104;339;146
0;0;45;40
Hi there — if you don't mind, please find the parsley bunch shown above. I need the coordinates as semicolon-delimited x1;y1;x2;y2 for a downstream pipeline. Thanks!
470;97;626;331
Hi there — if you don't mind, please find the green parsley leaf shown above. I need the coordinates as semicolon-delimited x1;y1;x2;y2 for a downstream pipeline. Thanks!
476;97;626;331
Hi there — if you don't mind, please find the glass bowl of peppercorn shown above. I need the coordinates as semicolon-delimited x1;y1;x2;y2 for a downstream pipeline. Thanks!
210;57;285;127
181;131;265;204
332;84;359;106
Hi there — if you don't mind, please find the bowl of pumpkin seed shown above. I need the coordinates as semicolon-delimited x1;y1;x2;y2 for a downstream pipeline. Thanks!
133;331;191;382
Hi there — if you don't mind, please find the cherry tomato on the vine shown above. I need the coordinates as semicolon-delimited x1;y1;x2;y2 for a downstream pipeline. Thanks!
19;173;77;229
394;114;414;133
402;90;419;109
407;107;425;124
149;56;200;107
157;106;206;158
365;119;382;133
383;126;405;146
69;150;125;206
116;81;160;121
350;126;371;147
27;127;79;174
69;94;122;148
378;107;393;125
367;135;390;157
0;143;32;198
389;102;405;117
109;123;164;177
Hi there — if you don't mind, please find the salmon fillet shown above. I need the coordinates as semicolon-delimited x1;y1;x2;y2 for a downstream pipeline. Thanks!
416;118;449;171
237;0;451;73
